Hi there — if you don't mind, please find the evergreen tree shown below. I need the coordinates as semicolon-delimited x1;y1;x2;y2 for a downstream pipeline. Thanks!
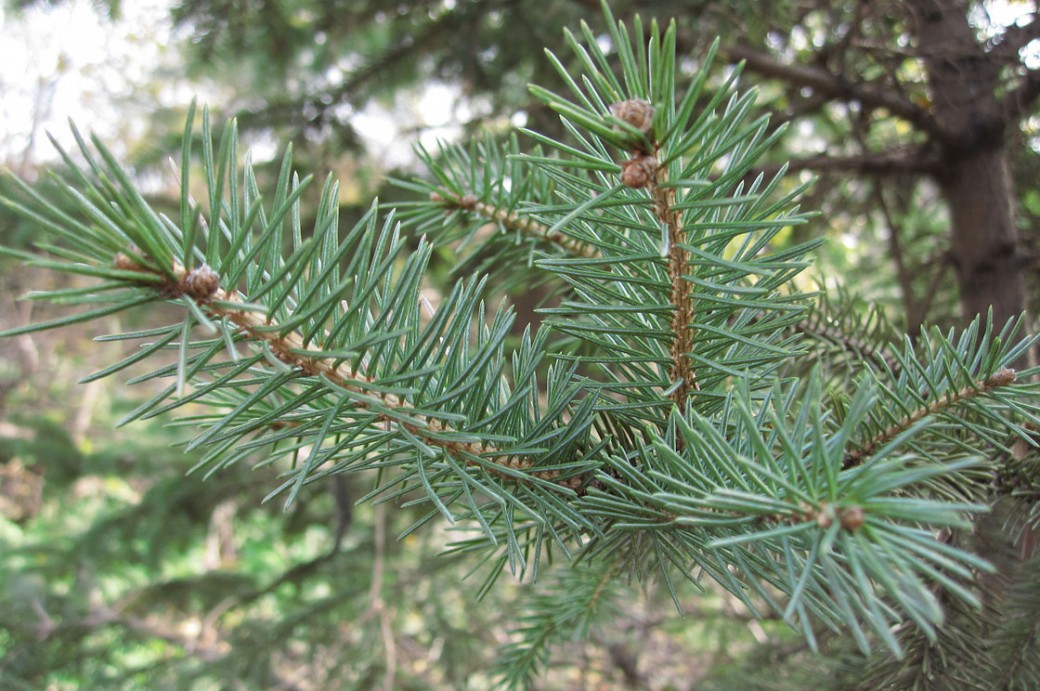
3;4;1039;688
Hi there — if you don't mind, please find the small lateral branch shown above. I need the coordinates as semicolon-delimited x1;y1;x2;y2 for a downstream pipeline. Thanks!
115;251;586;490
431;191;596;258
842;367;1018;469
795;315;898;372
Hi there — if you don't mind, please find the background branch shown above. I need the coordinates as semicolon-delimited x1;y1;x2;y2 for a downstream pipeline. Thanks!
727;45;942;137
749;149;939;181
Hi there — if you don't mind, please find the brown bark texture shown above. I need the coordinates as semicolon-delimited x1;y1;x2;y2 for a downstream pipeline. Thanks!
906;0;1028;328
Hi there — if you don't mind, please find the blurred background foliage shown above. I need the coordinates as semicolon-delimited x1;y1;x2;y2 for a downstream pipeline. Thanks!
1;0;1038;688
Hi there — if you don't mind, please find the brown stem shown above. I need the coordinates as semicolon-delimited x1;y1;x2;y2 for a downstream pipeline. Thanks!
873;182;921;331
649;160;700;405
746;149;939;181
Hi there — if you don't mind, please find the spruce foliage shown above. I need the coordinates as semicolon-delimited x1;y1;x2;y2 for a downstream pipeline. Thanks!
3;4;1039;688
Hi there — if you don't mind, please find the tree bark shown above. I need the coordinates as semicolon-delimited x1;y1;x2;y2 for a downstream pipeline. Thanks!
906;0;1027;329
940;147;1025;326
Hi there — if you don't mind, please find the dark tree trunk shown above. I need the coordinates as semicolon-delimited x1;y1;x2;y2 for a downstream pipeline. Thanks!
940;148;1025;326
907;0;1027;329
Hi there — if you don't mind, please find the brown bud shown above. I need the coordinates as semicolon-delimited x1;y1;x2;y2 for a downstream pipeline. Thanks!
620;154;658;188
460;194;478;210
429;192;444;203
609;99;654;135
183;264;221;300
839;506;865;531
986;367;1016;388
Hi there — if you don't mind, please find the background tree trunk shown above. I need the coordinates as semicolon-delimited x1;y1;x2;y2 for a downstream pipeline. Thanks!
941;148;1025;326
908;0;1028;328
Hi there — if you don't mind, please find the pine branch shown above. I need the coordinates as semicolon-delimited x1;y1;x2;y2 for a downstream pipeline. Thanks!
844;315;1040;476
796;292;900;374
610;97;702;403
992;557;1040;688
525;18;817;426
1000;438;1040;550
843;365;1018;470
441;191;594;258
580;375;1007;655
848;514;1040;691
0;110;603;578
109;251;575;486
492;562;624;689
393;135;596;294
592;93;705;404
577;306;1040;655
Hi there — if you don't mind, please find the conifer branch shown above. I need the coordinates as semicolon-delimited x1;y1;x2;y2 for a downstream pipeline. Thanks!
796;311;898;372
115;250;585;490
493;561;623;686
430;190;595;258
843;366;1018;469
791;287;902;377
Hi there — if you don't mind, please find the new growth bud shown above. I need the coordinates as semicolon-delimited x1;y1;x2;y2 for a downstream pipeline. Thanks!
986;367;1016;388
839;506;866;531
183;264;221;300
620;153;658;188
609;99;654;135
